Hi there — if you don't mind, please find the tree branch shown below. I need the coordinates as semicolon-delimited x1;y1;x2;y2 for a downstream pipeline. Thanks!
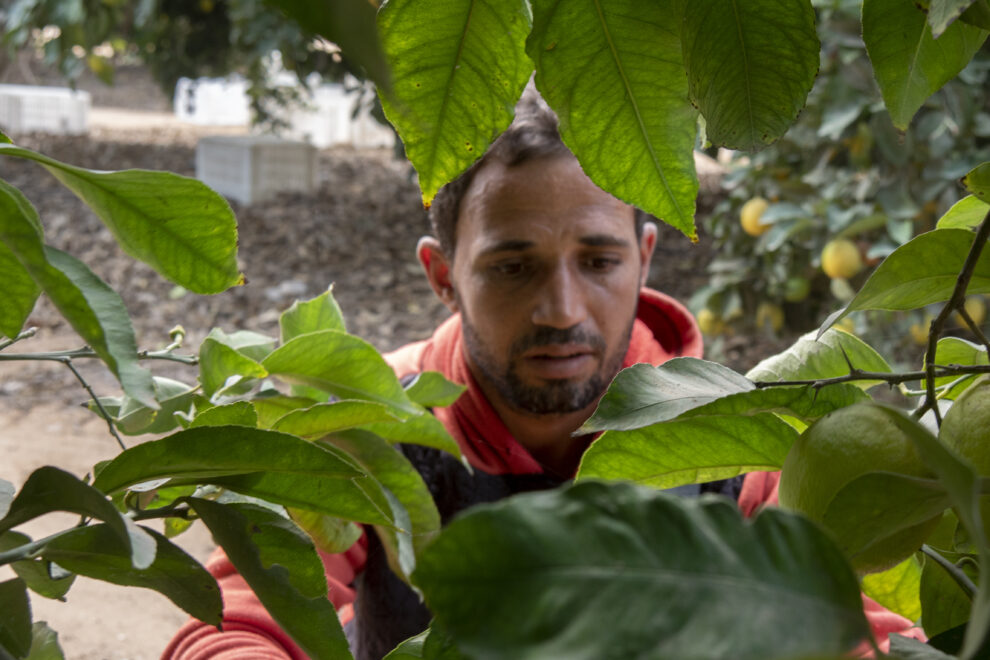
59;358;127;451
0;327;37;351
752;364;990;389
921;544;977;599
0;347;197;365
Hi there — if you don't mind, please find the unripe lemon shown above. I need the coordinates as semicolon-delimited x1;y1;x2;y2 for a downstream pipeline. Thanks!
740;197;770;237
940;376;990;476
696;308;724;336
755;301;784;333
780;402;941;574
783;276;811;303
821;239;863;280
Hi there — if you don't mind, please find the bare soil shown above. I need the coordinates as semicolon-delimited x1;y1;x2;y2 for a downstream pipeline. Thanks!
0;68;791;658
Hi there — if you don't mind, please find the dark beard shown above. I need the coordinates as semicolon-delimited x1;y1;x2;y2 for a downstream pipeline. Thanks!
460;315;634;415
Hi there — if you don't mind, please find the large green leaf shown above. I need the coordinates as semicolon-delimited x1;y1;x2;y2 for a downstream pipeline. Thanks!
921;549;973;639
0;467;155;570
378;0;532;205
863;0;987;130
358;414;463;459
0;203;39;339
404;372;466;409
0;532;75;600
413;481;870;660
528;0;698;238
0;181;155;407
0;144;242;294
272;401;402;439
936;194;989;229
824;229;990;326
198;334;268;398
861;556;923;622
252;395;318;429
92;426;363;494
928;0;980;36
748;329;891;387
576;412;796;488
270;0;390;92
0;578;31;660
581;359;754;432
279;289;346;343
262;330;421;416
932;337;988;399
682;0;819;152
188;499;352;660
38;524;221;626
188;401;258;428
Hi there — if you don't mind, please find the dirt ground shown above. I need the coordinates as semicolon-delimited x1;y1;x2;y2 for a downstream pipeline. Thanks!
0;66;792;659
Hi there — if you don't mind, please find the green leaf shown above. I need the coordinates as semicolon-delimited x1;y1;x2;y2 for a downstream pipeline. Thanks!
272;401;403;439
936;194;989;229
963;161;990;200
38;524;221;626
0;480;13;519
404;372;466;409
0;467;155;570
358;414;463;460
960;0;990;29
262;330;421;416
252;395;318;429
187;499;352;660
287;509;363;554
0;144;242;294
271;0;390;93
0;532;75;601
25;622;64;660
889;635;958;659
863;0;987;130
826;229;990;325
205;328;277;363
921;549;973;638
189;402;258;428
933;338;988;398
679;384;870;424
748;329;891;388
0;198;40;339
279;289;346;344
0;578;31;659
529;0;698;238
378;0;532;205
385;622;467;660
0;131;11;144
928;0;980;36
861;556;923;622
682;0;820;152
325;430;442;572
198;334;268;398
576;412;797;489
87;377;198;436
92;426;364;494
873;406;990;657
413;481;870;660
581;359;754;432
0;182;155;408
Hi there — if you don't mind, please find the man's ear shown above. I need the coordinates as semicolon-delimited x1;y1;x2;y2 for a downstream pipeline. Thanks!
417;236;459;312
638;221;658;288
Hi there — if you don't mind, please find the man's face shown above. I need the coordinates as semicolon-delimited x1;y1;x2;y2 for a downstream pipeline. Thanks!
446;154;654;415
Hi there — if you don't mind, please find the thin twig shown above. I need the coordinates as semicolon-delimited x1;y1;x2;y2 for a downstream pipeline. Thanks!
0;347;197;364
957;306;990;353
753;364;990;389
130;506;194;522
0;527;78;567
60;358;126;451
921;545;978;599
923;210;990;426
0;327;37;351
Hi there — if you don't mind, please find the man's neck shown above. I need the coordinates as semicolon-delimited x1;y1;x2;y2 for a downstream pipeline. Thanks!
476;378;597;478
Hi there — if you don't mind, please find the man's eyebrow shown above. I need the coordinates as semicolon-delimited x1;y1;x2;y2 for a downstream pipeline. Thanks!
580;234;631;248
477;239;534;257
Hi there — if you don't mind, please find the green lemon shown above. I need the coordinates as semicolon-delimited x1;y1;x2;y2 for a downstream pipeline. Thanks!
780;402;942;574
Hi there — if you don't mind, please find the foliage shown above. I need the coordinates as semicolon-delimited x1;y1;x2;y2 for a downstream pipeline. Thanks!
2;1;990;659
698;0;990;344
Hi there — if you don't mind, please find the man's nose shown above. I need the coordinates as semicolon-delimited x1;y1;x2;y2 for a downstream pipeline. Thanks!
530;263;588;329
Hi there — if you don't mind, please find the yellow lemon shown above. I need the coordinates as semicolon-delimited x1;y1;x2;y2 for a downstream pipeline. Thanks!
755;302;784;333
740;197;770;237
821;239;863;280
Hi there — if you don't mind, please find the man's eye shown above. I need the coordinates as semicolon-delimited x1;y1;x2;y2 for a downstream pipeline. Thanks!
585;256;620;272
492;261;527;276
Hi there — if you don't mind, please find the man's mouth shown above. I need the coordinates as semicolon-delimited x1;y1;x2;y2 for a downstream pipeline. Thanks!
521;344;596;379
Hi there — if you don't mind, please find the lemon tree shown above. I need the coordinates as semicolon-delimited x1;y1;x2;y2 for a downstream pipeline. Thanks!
4;1;990;660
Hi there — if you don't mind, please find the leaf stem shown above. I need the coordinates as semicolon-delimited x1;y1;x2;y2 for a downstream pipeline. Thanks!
922;210;990;426
129;506;194;522
59;358;127;451
921;544;978;599
0;528;79;567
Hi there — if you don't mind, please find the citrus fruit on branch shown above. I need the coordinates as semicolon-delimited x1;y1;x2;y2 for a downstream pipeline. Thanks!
821;239;863;280
740;197;770;237
779;402;944;574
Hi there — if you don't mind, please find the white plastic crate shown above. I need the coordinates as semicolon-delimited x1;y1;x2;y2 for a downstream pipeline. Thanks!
277;81;395;149
196;136;316;205
174;77;251;126
0;84;90;135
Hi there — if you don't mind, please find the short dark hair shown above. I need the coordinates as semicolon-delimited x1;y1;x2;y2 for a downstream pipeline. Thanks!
427;88;646;258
